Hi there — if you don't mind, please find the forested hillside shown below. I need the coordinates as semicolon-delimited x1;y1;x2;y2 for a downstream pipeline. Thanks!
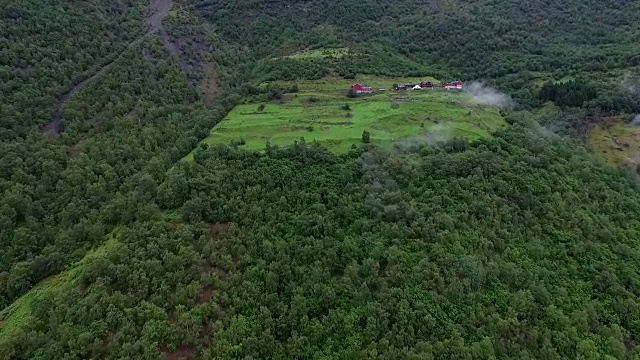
191;0;640;105
4;125;640;358
0;0;143;137
3;0;640;358
0;0;237;314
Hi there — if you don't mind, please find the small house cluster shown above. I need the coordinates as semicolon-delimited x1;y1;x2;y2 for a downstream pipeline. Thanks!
351;80;463;94
394;81;435;91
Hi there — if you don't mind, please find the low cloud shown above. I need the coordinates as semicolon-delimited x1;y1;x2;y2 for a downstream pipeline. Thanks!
465;82;514;108
424;123;453;144
358;151;398;192
621;75;640;94
393;124;452;153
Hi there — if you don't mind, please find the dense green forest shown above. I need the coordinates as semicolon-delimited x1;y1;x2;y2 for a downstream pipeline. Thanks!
3;0;640;358
0;0;237;312
5;125;640;358
192;0;640;107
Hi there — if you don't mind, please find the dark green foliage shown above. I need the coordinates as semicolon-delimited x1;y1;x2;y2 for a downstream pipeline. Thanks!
191;0;640;91
0;0;143;138
347;89;358;98
4;0;640;358
539;80;599;108
586;75;640;114
362;130;371;143
267;89;283;101
0;0;239;311
5;128;640;358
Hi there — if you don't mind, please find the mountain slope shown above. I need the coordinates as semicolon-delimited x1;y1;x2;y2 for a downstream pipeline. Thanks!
2;0;640;358
4;125;640;358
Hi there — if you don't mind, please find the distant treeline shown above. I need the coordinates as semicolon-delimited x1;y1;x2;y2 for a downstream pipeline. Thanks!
189;0;640;109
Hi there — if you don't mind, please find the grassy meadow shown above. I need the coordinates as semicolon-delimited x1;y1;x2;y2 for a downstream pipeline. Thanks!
284;47;351;59
588;120;640;167
187;76;507;157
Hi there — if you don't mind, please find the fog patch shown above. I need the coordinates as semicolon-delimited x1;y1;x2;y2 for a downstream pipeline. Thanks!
358;151;398;192
394;124;453;153
621;75;640;94
465;82;514;108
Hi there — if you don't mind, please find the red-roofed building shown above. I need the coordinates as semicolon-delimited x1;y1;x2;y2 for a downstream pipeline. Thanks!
420;81;434;89
443;81;463;90
351;83;373;94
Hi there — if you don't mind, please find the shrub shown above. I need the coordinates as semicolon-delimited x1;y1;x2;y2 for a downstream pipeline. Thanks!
362;130;371;143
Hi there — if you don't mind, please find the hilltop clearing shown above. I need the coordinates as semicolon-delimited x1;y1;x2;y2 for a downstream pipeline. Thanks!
186;76;506;157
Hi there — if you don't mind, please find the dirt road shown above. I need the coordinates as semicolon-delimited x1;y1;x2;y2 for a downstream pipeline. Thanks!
43;0;173;137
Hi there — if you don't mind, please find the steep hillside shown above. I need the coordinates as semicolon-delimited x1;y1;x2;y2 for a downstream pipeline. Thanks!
184;0;640;108
3;0;640;358
0;0;234;315
192;0;640;76
4;125;640;358
0;0;143;137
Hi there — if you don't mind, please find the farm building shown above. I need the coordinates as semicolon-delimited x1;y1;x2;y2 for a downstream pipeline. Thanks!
420;81;434;89
443;81;463;90
394;84;416;91
351;83;373;94
394;81;435;91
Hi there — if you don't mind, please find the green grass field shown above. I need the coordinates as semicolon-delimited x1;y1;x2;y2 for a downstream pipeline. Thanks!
589;120;640;167
187;76;507;157
283;47;351;60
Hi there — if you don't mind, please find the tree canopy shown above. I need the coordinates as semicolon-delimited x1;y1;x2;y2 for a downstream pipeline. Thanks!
2;0;640;358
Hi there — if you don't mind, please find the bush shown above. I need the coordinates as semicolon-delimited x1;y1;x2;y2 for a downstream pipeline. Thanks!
268;89;283;101
362;130;371;143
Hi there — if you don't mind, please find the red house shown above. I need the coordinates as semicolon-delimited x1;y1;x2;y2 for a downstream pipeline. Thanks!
351;83;373;94
443;81;463;90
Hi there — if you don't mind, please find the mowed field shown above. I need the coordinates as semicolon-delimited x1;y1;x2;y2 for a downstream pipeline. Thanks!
190;76;507;156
